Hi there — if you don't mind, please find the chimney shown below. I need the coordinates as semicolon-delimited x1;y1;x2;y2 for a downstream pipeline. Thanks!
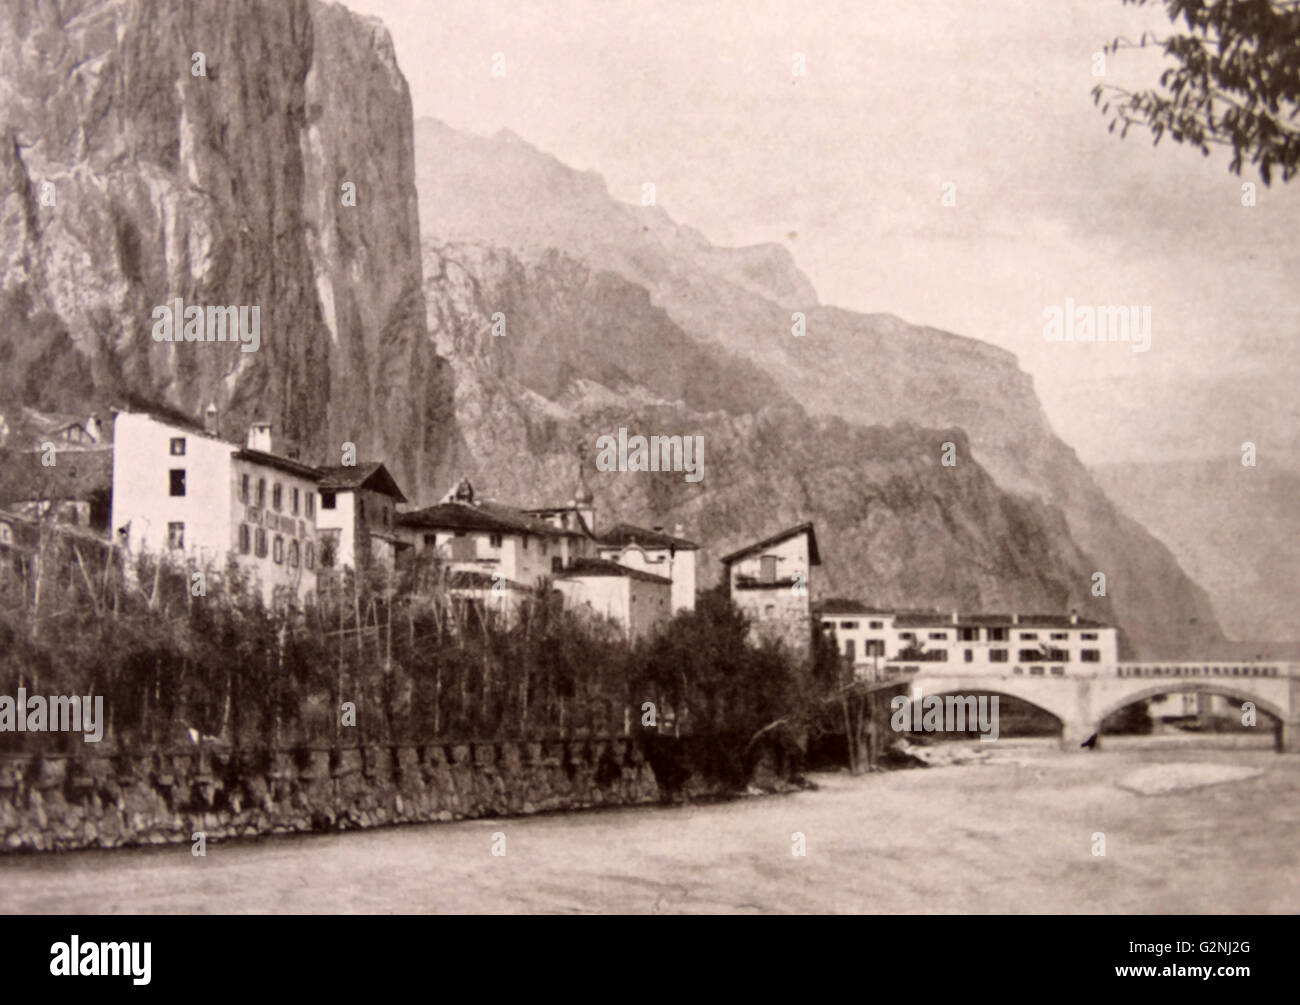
287;445;300;460
674;522;684;537
86;412;103;443
951;610;959;625
1070;609;1079;626
247;421;272;452
1012;612;1021;625
203;403;218;436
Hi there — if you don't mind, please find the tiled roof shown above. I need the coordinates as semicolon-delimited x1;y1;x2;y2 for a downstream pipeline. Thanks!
596;522;699;551
234;448;322;481
720;522;820;566
814;599;894;616
557;558;673;585
395;501;572;538
318;462;408;502
891;612;1111;629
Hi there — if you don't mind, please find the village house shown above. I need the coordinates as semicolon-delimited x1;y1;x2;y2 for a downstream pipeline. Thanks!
554;557;673;640
593;522;698;613
0;408;113;532
315;462;409;575
393;478;593;609
816;603;1120;677
110;408;321;607
721;522;820;657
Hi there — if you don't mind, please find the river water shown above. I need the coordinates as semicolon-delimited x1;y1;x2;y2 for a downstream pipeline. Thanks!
2;738;1295;913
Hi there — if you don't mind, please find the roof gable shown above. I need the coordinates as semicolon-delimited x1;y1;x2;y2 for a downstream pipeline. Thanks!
721;522;820;566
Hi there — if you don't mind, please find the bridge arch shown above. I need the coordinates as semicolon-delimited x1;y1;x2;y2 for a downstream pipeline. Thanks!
1094;680;1287;727
907;674;1076;729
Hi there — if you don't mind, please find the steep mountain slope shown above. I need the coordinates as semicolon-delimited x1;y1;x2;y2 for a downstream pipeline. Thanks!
0;0;444;490
421;241;1122;635
414;120;1224;656
1094;460;1300;642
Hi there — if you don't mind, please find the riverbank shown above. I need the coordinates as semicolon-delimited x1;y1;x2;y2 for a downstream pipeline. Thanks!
3;739;1295;913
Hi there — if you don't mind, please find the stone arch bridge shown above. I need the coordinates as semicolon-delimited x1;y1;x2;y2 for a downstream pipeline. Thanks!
905;661;1300;752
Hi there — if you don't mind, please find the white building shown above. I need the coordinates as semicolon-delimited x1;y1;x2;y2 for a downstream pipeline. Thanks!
110;409;321;607
554;558;673;640
816;602;1120;678
721;522;820;656
315;462;408;575
594;522;698;613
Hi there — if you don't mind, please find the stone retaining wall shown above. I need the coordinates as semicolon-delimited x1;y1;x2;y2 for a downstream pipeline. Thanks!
0;736;800;852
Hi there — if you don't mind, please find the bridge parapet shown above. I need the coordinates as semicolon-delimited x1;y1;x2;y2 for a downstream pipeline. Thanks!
1115;662;1299;680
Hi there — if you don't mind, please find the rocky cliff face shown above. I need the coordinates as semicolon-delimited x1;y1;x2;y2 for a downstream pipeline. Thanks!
0;0;443;491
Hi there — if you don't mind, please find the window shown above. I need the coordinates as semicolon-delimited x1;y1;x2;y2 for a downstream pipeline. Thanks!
306;492;315;518
292;488;300;515
1081;649;1101;663
423;533;437;548
240;474;250;504
358;498;365;520
989;649;1008;663
1019;632;1038;640
289;540;299;568
1029;666;1045;676
540;539;549;556
255;528;268;558
930;649;949;662
823;621;835;630
239;524;251;554
1019;649;1042;662
987;627;1007;641
169;469;186;496
869;621;884;629
845;639;856;661
273;535;284;564
1050;632;1068;640
272;482;282;511
865;640;886;657
167;522;184;550
489;533;503;548
321;490;336;510
170;437;186;456
840;620;859;630
521;535;529;551
928;632;948;640
305;542;315;570
1081;632;1098;640
1048;648;1070;663
1050;666;1065;676
900;632;916;642
759;555;778;582
958;627;978;641
257;478;266;508
552;556;563;573
964;649;974;663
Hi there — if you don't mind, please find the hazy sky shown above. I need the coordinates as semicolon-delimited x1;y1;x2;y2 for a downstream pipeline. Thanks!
346;0;1299;468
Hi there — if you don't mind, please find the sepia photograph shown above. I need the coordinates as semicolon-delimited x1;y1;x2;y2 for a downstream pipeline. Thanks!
0;0;1294;982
